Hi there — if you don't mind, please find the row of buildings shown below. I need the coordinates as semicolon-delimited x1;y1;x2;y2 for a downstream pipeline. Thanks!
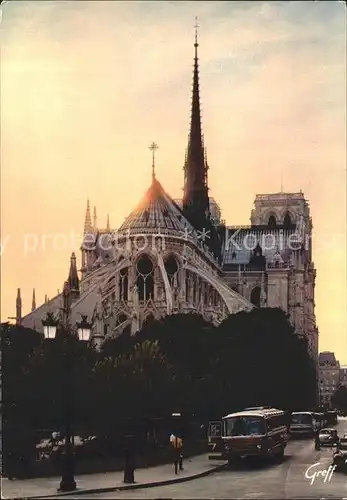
319;351;347;406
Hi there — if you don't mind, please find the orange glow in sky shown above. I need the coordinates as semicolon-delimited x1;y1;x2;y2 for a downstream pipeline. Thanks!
1;1;346;363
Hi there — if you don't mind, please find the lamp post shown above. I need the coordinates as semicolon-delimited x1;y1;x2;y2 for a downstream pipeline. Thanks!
41;310;92;492
76;315;93;341
42;312;59;339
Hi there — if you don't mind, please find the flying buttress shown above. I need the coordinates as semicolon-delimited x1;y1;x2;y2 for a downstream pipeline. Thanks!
156;251;173;315
184;262;253;314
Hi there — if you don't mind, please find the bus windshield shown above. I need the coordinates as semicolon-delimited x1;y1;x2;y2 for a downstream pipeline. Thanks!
225;416;266;436
291;413;312;425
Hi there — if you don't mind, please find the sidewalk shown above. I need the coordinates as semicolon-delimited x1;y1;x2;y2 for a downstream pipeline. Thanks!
1;454;226;499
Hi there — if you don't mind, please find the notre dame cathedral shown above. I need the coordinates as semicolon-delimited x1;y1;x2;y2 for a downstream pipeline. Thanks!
18;26;318;361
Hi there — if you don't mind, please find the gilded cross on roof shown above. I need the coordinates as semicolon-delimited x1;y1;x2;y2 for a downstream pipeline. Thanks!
149;142;159;180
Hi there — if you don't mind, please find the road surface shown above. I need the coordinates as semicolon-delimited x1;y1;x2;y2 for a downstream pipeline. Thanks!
65;418;347;499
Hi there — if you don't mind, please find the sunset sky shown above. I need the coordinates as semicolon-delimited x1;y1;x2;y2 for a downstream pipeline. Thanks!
1;1;346;363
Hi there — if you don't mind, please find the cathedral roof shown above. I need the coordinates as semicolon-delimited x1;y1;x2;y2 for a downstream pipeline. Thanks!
319;352;338;366
118;176;197;236
21;294;62;332
223;226;299;266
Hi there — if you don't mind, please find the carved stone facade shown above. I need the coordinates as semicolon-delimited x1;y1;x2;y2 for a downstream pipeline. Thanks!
319;352;340;406
223;192;318;361
20;189;318;363
21;178;254;345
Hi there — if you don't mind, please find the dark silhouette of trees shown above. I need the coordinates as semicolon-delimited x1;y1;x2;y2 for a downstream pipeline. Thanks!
1;323;42;476
1;308;317;469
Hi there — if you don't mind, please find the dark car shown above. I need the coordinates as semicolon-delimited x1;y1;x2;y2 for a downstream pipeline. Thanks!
332;437;347;473
318;428;339;447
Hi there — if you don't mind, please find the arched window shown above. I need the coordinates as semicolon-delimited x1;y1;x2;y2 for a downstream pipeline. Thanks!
136;255;154;301
283;212;292;227
268;215;277;228
106;276;117;301
119;266;128;301
250;286;261;307
164;255;179;288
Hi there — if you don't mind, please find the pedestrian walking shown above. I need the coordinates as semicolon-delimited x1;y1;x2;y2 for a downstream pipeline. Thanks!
123;434;135;484
170;433;183;474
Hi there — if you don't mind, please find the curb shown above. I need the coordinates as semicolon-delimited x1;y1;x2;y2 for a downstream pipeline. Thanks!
28;462;227;499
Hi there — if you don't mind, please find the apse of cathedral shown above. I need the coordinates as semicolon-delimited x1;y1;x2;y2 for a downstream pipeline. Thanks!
19;25;318;360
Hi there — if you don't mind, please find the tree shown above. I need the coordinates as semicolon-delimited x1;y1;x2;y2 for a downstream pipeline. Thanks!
92;339;175;438
1;323;42;475
216;308;317;412
135;313;217;418
26;326;97;434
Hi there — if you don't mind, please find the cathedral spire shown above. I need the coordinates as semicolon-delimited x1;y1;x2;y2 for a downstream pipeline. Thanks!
16;288;22;325
183;17;209;222
84;199;92;235
31;288;36;312
106;214;110;232
68;252;80;298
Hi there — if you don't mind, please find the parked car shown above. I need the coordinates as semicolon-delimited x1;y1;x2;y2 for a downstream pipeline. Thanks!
332;436;347;473
318;428;339;447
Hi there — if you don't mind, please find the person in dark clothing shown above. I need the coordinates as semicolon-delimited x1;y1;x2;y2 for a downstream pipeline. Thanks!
173;446;183;475
170;434;183;474
123;435;135;484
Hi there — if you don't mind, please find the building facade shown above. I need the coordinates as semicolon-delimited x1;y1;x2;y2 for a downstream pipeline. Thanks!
319;352;340;406
339;366;347;388
17;27;318;359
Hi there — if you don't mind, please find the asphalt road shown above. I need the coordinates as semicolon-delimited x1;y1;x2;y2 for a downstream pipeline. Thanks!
71;418;347;499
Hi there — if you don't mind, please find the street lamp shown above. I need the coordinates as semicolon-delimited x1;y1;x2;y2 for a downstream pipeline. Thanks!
76;315;92;342
42;312;59;339
41;310;92;492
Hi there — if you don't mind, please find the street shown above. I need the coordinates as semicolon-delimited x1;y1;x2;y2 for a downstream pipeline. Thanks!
61;418;347;499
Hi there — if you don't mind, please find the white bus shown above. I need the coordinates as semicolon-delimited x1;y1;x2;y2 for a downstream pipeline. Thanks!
220;408;288;463
290;411;320;437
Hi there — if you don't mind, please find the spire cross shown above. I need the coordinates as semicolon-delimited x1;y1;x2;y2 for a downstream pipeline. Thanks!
149;142;159;180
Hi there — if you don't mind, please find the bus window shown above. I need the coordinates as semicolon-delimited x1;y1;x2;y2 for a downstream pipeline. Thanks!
291;414;312;425
225;417;265;436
